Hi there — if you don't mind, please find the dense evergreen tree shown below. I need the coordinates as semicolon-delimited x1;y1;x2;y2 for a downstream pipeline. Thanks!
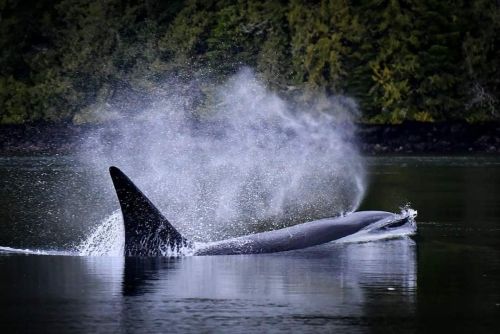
461;0;500;121
357;0;421;122
412;0;464;121
0;0;61;122
288;0;365;96
0;0;498;124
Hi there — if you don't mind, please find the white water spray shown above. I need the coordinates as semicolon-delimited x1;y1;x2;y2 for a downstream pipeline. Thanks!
77;211;124;256
80;69;366;244
335;208;417;244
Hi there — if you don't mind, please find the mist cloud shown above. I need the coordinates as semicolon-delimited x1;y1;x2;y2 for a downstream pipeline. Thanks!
80;69;366;242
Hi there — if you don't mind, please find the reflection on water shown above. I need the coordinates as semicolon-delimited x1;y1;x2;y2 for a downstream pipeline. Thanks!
0;239;416;333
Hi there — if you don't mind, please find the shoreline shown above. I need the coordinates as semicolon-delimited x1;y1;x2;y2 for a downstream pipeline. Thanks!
356;121;500;154
1;121;499;155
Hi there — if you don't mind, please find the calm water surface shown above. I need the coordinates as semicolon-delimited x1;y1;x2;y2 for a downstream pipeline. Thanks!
0;155;499;333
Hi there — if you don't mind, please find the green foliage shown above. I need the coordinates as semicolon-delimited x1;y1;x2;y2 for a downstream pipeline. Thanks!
411;0;464;121
0;76;32;124
0;0;499;124
361;0;420;123
289;0;365;95
461;0;500;121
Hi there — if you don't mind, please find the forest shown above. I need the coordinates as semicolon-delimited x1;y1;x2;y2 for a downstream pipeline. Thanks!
0;0;499;124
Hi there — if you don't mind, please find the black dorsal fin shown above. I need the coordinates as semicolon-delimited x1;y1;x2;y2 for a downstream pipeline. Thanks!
109;166;190;256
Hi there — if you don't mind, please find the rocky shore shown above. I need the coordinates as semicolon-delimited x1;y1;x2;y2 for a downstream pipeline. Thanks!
0;121;499;155
356;121;500;154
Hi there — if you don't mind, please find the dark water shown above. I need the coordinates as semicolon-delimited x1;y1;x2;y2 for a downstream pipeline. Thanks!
0;156;499;333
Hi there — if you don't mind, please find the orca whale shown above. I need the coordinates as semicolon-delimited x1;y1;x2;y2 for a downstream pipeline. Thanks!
109;166;413;256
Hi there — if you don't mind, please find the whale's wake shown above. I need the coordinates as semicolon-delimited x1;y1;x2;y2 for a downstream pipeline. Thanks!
0;207;417;257
0;246;73;256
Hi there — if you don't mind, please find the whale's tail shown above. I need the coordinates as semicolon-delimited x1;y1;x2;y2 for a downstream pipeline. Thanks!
109;166;191;256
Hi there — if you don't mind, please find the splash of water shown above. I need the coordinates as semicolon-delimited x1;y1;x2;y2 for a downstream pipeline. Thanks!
77;211;124;256
335;207;417;244
80;69;366;242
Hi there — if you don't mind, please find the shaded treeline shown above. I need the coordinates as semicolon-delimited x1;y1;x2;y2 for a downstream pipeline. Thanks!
1;0;499;124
